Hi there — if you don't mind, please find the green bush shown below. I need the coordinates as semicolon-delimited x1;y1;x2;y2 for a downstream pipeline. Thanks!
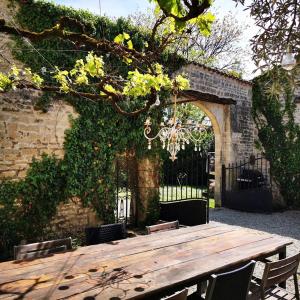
0;154;66;260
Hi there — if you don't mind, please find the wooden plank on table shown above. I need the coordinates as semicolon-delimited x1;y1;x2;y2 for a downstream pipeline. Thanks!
70;237;292;300
12;236;289;300
0;230;291;300
0;223;222;273
0;224;235;280
0;229;260;291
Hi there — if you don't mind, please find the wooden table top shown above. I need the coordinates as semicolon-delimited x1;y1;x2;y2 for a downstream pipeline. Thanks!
0;223;292;300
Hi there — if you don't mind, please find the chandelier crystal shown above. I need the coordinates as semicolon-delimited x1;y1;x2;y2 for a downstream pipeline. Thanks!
144;93;211;161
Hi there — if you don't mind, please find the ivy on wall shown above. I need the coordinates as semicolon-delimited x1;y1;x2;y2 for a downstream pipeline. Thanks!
0;155;66;260
252;67;300;208
63;97;151;223
0;0;173;258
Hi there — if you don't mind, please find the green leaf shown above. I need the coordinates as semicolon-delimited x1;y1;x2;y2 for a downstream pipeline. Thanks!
190;12;215;37
127;40;133;50
114;33;124;44
156;0;183;17
123;32;130;40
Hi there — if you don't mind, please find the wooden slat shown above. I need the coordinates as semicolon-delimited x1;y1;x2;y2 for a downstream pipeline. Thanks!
0;237;291;299
268;253;300;270
52;237;291;300
146;220;179;234
263;252;300;289
0;229;254;292
15;245;67;261
0;223;222;273
0;224;233;280
265;265;298;288
268;260;299;278
15;238;72;254
0;225;292;300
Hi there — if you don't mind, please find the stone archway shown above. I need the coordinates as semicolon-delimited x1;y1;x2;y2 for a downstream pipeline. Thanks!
174;63;254;207
192;101;226;206
174;98;232;206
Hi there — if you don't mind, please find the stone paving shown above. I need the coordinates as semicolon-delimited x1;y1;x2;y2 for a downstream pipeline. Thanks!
209;207;300;293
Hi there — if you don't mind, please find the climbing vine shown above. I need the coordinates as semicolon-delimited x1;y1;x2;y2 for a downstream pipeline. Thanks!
252;67;300;208
0;155;66;259
63;97;154;223
1;0;189;256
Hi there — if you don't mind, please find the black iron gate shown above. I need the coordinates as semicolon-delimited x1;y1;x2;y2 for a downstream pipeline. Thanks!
222;154;273;213
115;151;212;226
160;150;211;224
115;157;137;225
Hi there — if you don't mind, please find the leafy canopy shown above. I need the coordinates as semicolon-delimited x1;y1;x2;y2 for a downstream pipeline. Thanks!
0;0;214;116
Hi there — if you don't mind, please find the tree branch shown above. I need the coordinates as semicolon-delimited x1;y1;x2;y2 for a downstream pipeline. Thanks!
0;17;154;68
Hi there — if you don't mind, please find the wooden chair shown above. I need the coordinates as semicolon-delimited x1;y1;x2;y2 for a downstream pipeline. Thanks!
146;220;179;235
189;260;256;300
14;237;72;260
162;288;188;300
85;223;127;245
249;253;300;300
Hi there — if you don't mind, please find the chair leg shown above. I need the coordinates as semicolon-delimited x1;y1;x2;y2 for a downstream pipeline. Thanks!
278;247;286;288
197;281;207;295
294;274;300;300
260;289;265;300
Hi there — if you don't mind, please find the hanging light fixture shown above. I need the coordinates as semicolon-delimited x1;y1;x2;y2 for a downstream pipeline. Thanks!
144;92;211;161
281;46;297;71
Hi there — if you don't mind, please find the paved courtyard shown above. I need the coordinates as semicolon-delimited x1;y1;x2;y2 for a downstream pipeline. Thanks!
210;208;300;292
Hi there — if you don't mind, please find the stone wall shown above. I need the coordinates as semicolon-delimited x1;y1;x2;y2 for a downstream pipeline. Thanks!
49;198;100;236
0;91;74;179
177;64;253;205
0;92;101;233
180;63;254;162
0;0;101;232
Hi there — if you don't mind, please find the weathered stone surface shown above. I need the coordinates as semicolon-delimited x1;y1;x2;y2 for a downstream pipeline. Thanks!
0;0;99;231
177;64;254;205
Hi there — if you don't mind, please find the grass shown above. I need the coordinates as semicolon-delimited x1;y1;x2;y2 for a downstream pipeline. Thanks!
117;186;215;209
160;185;215;208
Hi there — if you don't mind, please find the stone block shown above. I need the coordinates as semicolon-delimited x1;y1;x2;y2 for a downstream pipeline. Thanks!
0;170;16;178
18;124;40;133
6;123;18;139
18;170;27;178
21;148;38;156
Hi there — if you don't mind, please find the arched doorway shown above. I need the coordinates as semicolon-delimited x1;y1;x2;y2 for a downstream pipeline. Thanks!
176;94;233;207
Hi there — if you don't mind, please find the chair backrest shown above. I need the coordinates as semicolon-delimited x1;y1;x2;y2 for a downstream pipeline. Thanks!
85;223;127;245
205;260;256;300
146;220;179;235
162;288;188;300
14;237;72;260
261;252;300;290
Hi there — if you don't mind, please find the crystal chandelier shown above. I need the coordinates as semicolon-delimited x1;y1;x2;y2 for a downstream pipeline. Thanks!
144;93;211;161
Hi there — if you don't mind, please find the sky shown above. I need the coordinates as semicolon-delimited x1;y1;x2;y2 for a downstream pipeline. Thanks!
52;0;259;79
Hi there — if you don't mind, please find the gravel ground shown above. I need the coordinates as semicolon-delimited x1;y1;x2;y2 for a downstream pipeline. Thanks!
209;207;300;293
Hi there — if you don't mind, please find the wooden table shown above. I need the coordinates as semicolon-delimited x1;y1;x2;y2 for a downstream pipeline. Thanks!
0;223;292;300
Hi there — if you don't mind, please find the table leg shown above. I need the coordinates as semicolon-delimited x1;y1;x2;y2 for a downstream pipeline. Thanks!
278;246;286;288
